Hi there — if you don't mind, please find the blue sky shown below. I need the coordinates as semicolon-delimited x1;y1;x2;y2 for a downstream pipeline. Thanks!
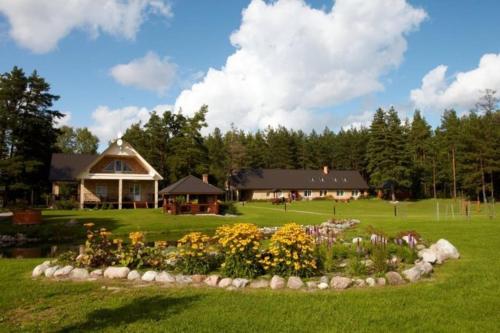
1;0;499;145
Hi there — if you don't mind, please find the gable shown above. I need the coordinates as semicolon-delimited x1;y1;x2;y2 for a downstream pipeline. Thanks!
89;156;148;174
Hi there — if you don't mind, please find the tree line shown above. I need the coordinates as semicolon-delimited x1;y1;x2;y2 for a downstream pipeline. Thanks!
0;66;499;206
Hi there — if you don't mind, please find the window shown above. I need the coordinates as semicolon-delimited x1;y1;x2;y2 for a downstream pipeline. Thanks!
103;160;133;173
336;190;344;196
304;190;312;197
353;190;359;196
96;185;107;199
320;190;328;197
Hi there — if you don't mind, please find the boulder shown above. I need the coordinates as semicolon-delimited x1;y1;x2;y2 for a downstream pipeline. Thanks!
191;274;207;283
365;277;376;287
402;266;422;282
416;244;426;251
249;279;269;289
306;281;318;289
287;276;304;289
319;276;330;284
156;271;176;283
354;278;366;287
352;237;363;244
416;261;433;275
330;276;352;289
127;270;141;281
44;266;60;278
318;282;329;290
175;275;192;284
430;239;460;263
104;267;130;279
32;261;51;277
54;265;74;278
69;268;89;280
204;275;220;287
90;269;103;277
270;275;285;290
418;248;437;264
218;278;233;288
141;271;157;282
376;277;386;286
232;278;249;288
385;271;405;285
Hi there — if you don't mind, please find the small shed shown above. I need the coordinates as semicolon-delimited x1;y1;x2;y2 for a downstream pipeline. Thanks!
159;175;224;215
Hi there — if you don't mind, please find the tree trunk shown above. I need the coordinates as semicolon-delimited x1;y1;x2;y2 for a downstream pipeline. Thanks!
391;185;396;201
491;171;495;201
432;158;437;199
480;159;487;203
451;147;457;199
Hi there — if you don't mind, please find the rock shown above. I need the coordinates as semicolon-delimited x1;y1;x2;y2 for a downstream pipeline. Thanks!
365;277;376;287
330;276;352;289
104;267;130;279
69;268;89;280
385;271;405;285
249;279;269;289
270;275;286;290
156;271;175;283
218;278;233;288
204;275;220;287
318;282;329;290
90;269;103;277
141;271;157;282
361;259;374;267
44;266;60;278
418;248;437;264
402;266;422;282
319;276;329;284
65;219;79;226
354;278;366;287
232;278;249;288
32;261;51;277
430;239;460;263
352;237;363;244
306;281;318;289
54;265;74;278
191;274;207;283
287;276;304;289
376;277;386;286
416;261;433;275
127;270;141;281
175;275;192;284
226;286;237;291
416;244;426;251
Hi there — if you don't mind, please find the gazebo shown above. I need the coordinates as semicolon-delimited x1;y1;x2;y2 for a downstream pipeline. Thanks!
160;175;224;215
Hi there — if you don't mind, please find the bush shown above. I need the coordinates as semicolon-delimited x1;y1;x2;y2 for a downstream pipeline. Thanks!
76;223;116;267
261;223;317;277
370;243;389;274
219;201;239;215
175;232;216;274
53;199;79;210
215;223;263;278
316;244;336;273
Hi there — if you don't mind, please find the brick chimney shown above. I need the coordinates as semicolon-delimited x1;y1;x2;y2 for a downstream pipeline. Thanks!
202;174;209;184
323;166;329;175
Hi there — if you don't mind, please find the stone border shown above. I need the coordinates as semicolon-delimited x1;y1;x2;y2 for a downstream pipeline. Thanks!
32;239;459;291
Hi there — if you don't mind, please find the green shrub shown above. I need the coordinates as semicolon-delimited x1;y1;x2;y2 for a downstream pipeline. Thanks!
54;199;79;210
219;201;239;215
316;244;336;273
175;232;217;274
371;243;389;274
348;254;367;276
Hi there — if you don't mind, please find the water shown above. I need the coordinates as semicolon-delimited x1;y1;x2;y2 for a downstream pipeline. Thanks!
0;243;79;259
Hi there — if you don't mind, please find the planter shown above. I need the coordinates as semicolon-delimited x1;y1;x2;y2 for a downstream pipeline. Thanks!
12;209;42;225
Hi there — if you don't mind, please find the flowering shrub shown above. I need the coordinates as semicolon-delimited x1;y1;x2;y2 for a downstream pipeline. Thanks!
76;224;116;267
215;223;263;278
175;232;215;274
261;223;317;277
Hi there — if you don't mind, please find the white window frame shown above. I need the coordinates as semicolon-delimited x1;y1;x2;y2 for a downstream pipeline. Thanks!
304;190;312;197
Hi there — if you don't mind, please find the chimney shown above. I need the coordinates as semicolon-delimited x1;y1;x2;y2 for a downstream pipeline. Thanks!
202;174;209;184
323;166;329;175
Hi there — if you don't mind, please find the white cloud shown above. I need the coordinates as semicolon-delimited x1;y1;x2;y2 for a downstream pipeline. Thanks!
55;112;72;128
175;0;426;132
0;0;172;53
110;51;176;95
89;104;172;145
411;53;500;111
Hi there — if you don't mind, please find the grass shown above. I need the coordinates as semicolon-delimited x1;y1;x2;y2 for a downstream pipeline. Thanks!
0;199;499;332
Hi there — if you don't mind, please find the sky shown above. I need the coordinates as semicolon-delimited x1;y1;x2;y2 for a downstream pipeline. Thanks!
1;0;499;147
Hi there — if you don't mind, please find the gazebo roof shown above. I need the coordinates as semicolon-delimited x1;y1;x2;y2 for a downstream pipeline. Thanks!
159;175;224;195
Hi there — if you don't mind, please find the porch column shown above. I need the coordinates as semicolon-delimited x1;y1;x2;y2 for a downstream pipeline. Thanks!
154;180;158;209
118;179;123;209
79;179;85;209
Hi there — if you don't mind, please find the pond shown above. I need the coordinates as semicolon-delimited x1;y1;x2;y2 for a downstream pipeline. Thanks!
0;243;80;259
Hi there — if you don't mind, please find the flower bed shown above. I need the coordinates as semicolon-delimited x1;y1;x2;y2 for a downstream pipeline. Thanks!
32;222;460;291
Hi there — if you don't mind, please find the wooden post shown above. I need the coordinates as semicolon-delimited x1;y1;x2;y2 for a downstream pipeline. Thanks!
79;179;85;209
118;179;123;210
154;180;158;209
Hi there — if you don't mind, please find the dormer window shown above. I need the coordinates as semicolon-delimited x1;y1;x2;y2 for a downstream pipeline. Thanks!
104;160;133;173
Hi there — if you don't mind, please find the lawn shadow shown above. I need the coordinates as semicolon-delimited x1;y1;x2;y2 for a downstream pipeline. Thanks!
57;295;201;332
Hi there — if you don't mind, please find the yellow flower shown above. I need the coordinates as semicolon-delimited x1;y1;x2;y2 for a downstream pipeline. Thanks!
83;223;95;228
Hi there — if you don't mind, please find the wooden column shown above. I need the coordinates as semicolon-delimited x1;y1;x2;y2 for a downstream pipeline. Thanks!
79;179;85;209
118;179;123;209
154;180;158;209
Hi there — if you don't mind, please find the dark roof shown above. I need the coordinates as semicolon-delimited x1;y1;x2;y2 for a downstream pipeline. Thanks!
159;175;224;195
49;153;98;181
230;169;368;190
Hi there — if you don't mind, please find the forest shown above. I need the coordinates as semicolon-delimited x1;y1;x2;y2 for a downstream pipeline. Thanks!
1;67;499;206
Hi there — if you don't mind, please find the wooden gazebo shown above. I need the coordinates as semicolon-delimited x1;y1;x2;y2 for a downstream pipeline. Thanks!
160;175;224;215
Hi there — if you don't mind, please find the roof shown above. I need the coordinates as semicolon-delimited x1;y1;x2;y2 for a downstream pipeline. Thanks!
49;153;98;181
159;175;224;195
230;169;368;190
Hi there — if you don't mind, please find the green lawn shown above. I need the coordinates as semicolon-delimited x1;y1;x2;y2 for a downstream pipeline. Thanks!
1;199;499;332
